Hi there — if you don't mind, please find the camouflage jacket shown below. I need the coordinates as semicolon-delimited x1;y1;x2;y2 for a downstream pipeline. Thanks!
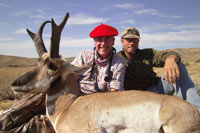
117;48;181;90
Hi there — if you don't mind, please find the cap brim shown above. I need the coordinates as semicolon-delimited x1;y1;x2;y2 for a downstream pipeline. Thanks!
122;34;141;39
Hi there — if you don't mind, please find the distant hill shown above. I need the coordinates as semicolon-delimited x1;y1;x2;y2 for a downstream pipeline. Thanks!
0;55;38;67
0;48;199;67
0;54;75;67
166;48;200;62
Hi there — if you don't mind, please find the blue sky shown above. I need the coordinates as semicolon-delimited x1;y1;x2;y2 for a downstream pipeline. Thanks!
0;0;200;58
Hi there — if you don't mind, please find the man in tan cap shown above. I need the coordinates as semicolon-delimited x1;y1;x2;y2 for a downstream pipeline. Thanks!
118;27;200;110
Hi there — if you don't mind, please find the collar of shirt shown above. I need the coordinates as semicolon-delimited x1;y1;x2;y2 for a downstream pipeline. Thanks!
94;50;112;66
118;49;141;64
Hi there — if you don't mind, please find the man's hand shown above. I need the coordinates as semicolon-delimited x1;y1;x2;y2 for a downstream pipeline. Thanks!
109;88;118;92
163;55;180;84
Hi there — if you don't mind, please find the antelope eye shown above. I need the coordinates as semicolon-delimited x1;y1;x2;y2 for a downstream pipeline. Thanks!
49;63;57;70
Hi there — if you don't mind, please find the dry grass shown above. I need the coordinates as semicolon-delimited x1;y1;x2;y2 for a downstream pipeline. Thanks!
0;54;37;67
0;66;35;100
154;62;200;90
0;67;35;109
0;99;19;110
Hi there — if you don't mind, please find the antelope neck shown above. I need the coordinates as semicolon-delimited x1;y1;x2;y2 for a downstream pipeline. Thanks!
45;85;78;121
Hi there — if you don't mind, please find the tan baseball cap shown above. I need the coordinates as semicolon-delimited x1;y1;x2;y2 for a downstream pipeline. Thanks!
121;27;141;39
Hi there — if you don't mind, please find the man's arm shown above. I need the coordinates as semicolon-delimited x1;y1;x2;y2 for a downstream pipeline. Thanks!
163;55;180;84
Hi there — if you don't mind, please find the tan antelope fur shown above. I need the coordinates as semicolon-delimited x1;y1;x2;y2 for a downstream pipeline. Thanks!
12;13;200;133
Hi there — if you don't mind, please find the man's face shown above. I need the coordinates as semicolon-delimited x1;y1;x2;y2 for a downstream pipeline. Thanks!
121;38;139;56
93;36;115;59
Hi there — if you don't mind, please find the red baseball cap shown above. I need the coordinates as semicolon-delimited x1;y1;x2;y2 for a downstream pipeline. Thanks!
89;23;118;38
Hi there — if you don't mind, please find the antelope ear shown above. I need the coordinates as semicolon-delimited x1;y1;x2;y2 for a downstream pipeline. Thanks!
66;73;77;92
71;64;91;76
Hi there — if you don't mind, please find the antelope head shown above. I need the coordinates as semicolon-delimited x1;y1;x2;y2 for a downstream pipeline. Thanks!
11;13;88;96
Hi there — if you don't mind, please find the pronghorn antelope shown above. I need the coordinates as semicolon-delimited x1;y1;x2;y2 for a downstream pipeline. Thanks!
11;12;200;133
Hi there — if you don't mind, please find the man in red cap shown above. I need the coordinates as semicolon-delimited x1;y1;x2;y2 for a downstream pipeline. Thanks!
0;24;126;133
72;24;126;93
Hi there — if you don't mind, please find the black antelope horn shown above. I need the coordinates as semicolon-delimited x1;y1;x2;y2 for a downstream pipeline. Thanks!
26;20;51;57
50;12;69;58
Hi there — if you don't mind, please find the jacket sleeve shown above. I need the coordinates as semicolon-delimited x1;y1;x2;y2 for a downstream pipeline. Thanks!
152;49;181;67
